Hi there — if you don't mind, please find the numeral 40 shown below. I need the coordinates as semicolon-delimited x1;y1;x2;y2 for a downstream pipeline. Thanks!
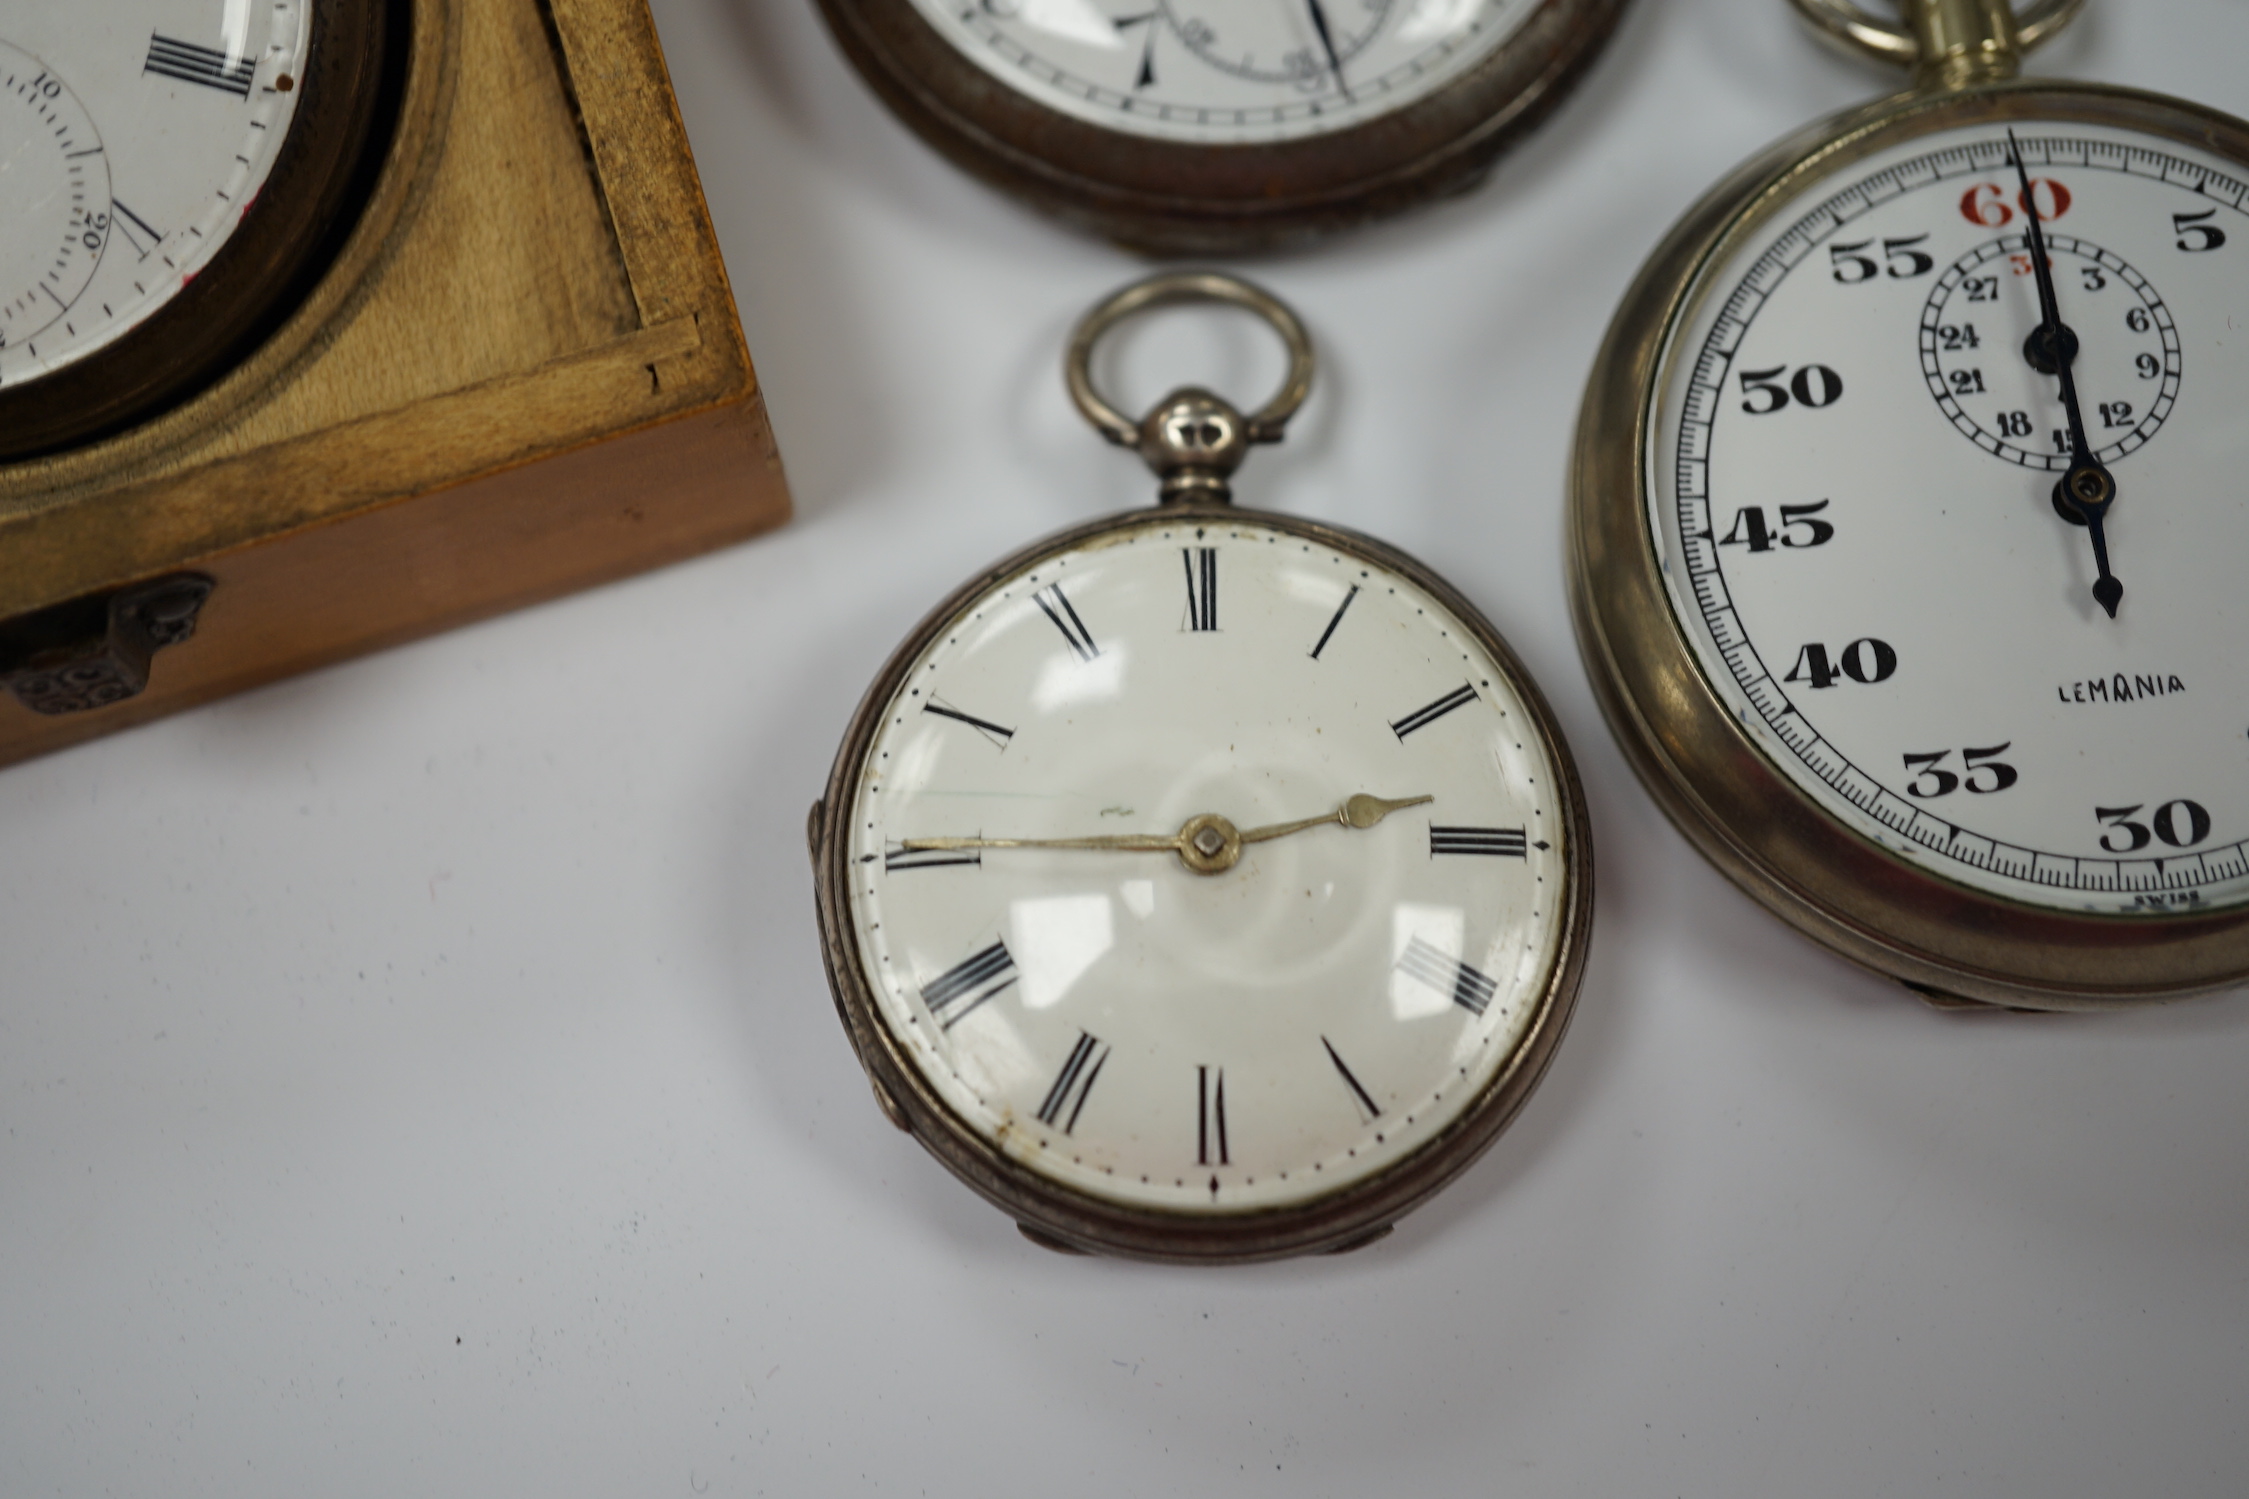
1783;637;1894;690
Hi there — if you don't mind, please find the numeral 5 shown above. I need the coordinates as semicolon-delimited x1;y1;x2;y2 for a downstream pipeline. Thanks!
2173;210;2227;253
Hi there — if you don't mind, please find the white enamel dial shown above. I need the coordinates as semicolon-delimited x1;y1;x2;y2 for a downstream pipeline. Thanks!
905;0;1540;143
1651;121;2249;916
0;1;310;384
843;513;1570;1214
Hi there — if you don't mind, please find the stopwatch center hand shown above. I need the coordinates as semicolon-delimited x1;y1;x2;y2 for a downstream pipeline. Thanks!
2009;131;2124;619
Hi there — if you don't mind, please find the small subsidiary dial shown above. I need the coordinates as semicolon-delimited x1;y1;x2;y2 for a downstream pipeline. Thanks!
0;46;111;359
1920;232;2179;470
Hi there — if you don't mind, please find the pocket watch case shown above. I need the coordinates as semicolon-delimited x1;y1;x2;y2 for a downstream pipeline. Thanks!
0;0;789;767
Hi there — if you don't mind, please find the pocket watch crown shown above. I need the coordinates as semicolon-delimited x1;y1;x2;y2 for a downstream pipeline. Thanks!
1139;387;1252;505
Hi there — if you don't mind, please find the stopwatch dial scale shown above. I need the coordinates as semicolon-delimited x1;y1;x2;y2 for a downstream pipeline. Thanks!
1571;83;2249;1008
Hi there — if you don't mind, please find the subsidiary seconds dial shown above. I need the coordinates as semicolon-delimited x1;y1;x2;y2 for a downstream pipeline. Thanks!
0;45;110;357
1920;231;2180;469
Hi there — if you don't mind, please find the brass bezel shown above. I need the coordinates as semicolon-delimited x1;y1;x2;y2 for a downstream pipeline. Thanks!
814;502;1595;1261
1568;78;2249;1011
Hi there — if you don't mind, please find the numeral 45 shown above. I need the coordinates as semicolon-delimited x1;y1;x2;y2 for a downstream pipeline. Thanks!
1719;500;1833;553
1902;743;2018;798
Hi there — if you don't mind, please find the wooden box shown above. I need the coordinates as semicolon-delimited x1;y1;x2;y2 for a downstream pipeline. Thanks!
0;0;788;767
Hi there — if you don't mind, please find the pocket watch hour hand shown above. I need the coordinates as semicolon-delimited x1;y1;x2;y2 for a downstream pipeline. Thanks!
1238;793;1433;843
2008;131;2124;619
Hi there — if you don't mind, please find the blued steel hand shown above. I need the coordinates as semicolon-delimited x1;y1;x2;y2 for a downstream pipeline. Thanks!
899;793;1431;875
2009;130;2124;618
1302;0;1354;101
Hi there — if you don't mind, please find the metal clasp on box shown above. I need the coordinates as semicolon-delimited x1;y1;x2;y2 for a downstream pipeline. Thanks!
0;574;214;716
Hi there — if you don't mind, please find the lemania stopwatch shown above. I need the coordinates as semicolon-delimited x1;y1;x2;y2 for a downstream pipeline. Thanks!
1570;0;2249;1009
812;274;1591;1260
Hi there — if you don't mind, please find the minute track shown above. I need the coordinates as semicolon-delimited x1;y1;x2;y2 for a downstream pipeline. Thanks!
1659;125;2249;909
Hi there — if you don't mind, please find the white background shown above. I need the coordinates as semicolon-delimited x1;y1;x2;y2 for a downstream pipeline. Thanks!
6;0;2247;1493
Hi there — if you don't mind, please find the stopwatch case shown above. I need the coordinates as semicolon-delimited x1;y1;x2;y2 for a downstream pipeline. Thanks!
810;501;1595;1262
1569;78;2249;1011
812;0;1629;255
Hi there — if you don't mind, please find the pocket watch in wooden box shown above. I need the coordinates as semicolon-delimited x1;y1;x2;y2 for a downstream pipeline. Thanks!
813;0;1631;253
1569;0;2249;1009
812;274;1592;1260
0;0;789;763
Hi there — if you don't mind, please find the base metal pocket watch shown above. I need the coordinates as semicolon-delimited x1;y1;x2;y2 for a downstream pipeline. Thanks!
1571;0;2249;1010
812;274;1591;1260
812;0;1628;253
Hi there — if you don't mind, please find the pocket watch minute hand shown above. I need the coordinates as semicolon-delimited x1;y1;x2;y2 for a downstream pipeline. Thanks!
2009;131;2124;619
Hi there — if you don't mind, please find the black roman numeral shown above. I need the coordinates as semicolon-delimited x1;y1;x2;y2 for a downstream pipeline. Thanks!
884;844;980;872
1322;1036;1380;1121
1181;548;1217;631
110;199;161;258
144;35;255;98
1310;585;1358;660
1390;683;1477;740
1034;584;1099;661
925;697;1014;749
921;940;1015;1029
1430;825;1526;858
1397;936;1499;1017
1036;1031;1110;1133
1197;1064;1229;1166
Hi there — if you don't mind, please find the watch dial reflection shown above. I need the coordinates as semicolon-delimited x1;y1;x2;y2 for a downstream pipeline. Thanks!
846;515;1570;1214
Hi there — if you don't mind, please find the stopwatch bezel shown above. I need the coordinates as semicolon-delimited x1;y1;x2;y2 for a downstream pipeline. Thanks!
1569;78;2249;1011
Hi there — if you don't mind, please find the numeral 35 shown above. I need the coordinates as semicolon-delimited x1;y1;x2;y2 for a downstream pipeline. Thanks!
1902;744;2018;798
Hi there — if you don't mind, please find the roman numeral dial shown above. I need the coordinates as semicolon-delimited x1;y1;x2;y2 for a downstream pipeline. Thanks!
836;515;1583;1224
